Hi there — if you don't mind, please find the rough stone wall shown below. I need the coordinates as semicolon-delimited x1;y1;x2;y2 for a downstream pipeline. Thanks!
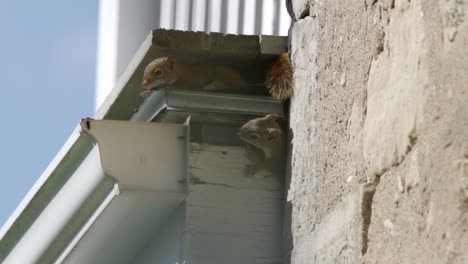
287;0;468;263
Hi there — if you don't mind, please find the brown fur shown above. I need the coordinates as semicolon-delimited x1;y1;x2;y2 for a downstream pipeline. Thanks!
239;114;286;176
265;53;294;100
141;57;246;96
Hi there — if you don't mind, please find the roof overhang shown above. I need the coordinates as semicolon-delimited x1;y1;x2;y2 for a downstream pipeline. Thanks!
0;29;287;263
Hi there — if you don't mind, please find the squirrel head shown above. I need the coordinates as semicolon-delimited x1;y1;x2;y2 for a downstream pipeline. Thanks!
239;114;282;150
142;57;178;90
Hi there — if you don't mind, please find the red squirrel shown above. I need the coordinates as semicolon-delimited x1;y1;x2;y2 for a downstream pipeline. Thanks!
141;57;246;96
265;52;294;100
141;54;294;100
239;114;286;176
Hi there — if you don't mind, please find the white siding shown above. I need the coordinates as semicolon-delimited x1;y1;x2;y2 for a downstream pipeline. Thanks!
94;0;119;111
95;0;291;109
191;0;207;31
175;0;191;30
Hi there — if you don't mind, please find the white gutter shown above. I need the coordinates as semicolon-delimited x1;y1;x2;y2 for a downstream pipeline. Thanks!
0;93;168;264
2;145;105;264
0;91;168;263
0;126;82;241
53;183;120;264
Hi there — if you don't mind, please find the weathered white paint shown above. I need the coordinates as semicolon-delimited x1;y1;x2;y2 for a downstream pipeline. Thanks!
133;206;185;264
185;144;284;264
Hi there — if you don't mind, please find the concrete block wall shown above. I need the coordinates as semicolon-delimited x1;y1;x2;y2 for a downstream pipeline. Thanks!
287;0;468;263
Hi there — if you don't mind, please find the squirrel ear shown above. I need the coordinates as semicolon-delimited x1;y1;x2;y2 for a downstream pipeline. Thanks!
265;114;279;121
267;128;281;142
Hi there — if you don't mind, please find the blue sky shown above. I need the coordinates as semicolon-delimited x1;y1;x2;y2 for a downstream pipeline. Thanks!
0;1;98;226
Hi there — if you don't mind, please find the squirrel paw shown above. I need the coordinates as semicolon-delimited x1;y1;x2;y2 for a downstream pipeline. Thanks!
140;85;171;97
139;89;153;97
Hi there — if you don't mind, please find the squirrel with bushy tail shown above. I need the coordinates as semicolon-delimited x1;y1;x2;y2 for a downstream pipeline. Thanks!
140;53;294;100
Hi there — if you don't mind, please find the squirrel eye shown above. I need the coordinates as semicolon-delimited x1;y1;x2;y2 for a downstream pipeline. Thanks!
250;133;260;141
154;69;163;77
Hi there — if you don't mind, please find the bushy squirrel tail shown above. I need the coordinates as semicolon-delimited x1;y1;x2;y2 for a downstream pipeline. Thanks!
265;53;294;101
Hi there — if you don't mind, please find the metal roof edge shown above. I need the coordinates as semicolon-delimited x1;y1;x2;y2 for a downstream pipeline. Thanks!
0;127;95;261
52;183;120;264
0;125;82;240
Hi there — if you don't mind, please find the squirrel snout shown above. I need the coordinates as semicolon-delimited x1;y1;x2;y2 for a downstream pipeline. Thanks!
142;80;149;87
